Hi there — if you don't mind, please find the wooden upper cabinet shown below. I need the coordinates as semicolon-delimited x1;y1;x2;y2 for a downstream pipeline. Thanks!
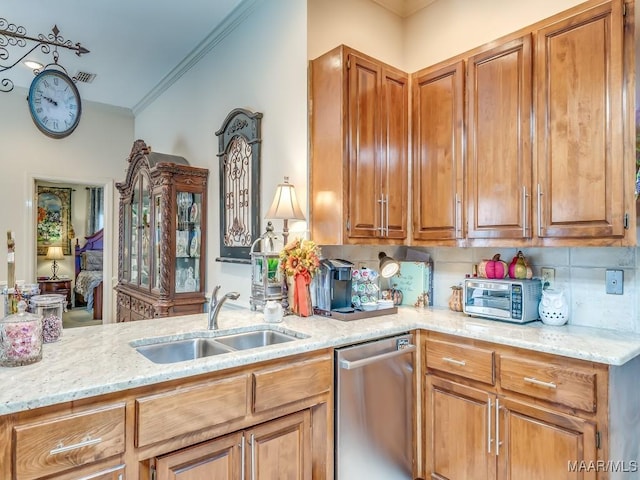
535;0;626;241
347;54;382;240
412;60;465;243
466;35;533;240
310;45;408;245
381;67;409;239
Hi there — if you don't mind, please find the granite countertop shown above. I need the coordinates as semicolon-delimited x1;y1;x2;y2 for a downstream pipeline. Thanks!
2;306;640;415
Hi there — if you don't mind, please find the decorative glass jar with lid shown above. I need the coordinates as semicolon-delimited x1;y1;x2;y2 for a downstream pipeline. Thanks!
30;294;65;343
0;300;43;367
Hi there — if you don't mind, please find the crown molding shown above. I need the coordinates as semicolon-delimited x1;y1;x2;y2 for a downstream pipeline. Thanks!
133;0;262;115
370;0;437;18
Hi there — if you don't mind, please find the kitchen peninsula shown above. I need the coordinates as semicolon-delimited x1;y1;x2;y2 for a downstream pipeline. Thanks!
1;308;639;479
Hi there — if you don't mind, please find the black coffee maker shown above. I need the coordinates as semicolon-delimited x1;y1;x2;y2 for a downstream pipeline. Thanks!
314;259;354;314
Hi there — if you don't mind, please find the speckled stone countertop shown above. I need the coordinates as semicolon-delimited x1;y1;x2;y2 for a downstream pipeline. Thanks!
2;306;640;415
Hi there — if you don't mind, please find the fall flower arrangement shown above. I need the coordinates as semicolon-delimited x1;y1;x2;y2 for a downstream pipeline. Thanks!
279;238;321;316
279;238;321;277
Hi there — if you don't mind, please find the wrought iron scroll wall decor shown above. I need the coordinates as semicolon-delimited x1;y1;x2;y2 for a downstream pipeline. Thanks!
215;108;263;263
0;18;90;92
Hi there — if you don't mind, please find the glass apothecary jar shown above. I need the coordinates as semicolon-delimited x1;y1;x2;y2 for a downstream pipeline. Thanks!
30;294;65;343
0;300;43;367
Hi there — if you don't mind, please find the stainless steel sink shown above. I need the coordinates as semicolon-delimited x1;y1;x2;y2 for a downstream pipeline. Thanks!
135;338;234;364
215;330;298;350
133;327;306;364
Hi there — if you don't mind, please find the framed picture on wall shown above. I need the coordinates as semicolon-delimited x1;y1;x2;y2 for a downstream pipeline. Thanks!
37;186;72;256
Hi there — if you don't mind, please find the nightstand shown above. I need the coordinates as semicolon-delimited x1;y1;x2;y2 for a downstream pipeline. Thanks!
37;278;72;309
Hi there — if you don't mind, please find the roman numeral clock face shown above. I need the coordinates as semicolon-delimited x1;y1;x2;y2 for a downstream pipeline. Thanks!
28;69;82;139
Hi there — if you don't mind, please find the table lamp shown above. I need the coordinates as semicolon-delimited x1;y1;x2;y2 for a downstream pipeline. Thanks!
265;176;306;245
46;246;64;280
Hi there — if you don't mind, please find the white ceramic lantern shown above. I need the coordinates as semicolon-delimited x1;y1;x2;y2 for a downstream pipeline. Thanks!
538;288;569;326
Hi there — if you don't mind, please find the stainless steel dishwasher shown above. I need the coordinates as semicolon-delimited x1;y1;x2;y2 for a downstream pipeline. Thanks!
335;333;416;480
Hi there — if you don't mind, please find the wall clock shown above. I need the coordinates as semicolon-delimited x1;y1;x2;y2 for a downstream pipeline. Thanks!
28;69;82;139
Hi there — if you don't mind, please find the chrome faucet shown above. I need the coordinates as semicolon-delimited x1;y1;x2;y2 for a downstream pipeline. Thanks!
208;285;240;330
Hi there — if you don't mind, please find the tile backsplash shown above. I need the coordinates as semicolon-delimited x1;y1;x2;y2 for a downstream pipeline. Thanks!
319;245;640;334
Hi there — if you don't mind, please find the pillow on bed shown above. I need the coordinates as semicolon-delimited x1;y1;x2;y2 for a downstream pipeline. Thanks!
81;251;103;271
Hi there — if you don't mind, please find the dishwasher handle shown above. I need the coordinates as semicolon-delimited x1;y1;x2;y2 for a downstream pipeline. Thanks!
338;344;416;370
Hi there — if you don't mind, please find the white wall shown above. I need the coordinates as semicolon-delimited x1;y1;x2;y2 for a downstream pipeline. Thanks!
0;87;134;321
404;0;585;71
135;0;308;308
308;0;404;68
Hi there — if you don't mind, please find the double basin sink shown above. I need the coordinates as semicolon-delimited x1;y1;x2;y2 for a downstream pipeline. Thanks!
133;326;306;364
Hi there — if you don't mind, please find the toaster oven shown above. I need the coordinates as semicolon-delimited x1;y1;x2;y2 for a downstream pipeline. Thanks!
463;278;542;323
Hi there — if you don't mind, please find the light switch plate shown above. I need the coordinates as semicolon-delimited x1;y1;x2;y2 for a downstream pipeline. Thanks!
605;269;623;295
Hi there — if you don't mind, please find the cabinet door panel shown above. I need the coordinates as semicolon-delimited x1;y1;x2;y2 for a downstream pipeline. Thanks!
499;398;597;480
381;68;408;239
155;432;242;480
467;35;532;239
536;1;624;238
248;410;311;480
136;374;248;447
348;53;381;238
412;61;464;241
426;376;494;480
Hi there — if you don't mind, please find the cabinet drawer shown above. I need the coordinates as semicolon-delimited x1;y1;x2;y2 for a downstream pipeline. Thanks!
426;338;495;385
13;403;125;480
499;355;596;412
136;374;249;447
253;355;332;413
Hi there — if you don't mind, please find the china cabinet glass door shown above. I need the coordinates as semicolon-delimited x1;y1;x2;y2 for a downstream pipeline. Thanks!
140;175;151;288
154;194;162;289
123;203;131;282
176;191;202;293
130;178;139;284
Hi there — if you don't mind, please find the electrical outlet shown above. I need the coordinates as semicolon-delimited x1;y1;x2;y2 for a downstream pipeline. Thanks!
606;269;623;295
541;267;555;289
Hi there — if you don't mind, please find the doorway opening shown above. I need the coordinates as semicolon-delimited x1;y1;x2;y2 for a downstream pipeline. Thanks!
26;174;114;326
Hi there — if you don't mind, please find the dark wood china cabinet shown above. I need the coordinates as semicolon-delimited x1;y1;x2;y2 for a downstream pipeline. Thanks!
115;139;209;322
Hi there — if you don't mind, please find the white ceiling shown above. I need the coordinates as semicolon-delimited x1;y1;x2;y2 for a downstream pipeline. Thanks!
1;0;244;110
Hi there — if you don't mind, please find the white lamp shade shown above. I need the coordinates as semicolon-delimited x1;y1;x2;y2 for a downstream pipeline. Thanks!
45;246;65;260
265;177;305;221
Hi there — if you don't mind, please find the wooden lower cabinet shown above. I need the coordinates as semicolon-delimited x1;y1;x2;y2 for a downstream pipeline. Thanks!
79;465;126;480
499;398;597;480
0;350;331;480
250;411;311;480
155;432;242;480
423;332;607;480
426;377;494;480
426;377;599;480
154;411;311;480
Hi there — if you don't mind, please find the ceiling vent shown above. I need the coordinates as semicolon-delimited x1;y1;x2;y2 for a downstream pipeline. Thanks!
74;71;97;83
